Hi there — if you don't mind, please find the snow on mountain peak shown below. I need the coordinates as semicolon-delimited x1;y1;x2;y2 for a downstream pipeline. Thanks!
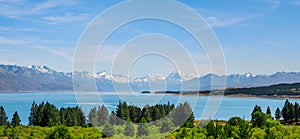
245;72;255;78
28;65;52;74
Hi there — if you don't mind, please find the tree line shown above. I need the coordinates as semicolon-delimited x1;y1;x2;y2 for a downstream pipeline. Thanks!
28;101;86;127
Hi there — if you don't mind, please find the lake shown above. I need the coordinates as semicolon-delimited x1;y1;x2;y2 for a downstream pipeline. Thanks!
0;92;299;125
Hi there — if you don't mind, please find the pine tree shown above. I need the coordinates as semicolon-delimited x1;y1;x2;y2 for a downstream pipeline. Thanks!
109;111;117;125
137;117;150;136
28;101;36;126
275;107;281;120
183;112;195;128
76;107;86;127
0;106;8;126
11;111;21;126
266;106;271;115
124;122;135;136
98;105;109;126
102;122;115;138
115;101;130;124
88;107;98;126
294;102;299;123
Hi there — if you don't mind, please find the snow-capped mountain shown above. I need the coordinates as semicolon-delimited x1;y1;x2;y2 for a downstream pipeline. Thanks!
1;64;300;92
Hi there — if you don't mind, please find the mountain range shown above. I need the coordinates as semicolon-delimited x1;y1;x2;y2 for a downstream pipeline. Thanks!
1;64;300;92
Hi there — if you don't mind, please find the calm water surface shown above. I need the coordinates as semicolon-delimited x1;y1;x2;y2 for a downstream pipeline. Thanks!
0;92;298;125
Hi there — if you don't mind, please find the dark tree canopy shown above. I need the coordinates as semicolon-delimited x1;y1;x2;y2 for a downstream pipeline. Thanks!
275;107;281;120
11;111;21;126
0;106;8;126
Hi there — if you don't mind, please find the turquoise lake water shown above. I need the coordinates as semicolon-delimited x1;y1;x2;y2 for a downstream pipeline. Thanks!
0;92;298;125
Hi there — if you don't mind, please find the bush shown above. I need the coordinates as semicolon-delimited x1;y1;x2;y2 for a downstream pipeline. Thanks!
45;125;72;139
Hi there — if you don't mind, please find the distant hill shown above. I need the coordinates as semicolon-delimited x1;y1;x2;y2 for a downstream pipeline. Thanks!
156;83;300;97
1;64;300;92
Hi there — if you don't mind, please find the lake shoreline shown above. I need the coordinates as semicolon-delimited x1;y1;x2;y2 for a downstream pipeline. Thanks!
155;92;300;99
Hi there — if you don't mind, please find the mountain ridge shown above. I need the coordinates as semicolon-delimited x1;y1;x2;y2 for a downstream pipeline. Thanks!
1;64;300;92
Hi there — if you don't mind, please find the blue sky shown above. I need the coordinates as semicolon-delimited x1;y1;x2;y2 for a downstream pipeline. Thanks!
0;0;300;77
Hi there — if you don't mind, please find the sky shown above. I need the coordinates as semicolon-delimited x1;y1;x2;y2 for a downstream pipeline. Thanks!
0;0;300;77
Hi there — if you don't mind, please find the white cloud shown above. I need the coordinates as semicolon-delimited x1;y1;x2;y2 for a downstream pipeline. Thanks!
33;45;74;61
31;0;76;13
205;15;255;28
0;37;26;45
0;0;77;18
43;12;90;25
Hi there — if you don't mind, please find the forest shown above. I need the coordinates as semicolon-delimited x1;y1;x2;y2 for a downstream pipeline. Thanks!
0;99;300;138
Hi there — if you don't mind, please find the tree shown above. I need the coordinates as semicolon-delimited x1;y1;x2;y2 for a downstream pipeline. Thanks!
238;121;252;139
88;107;98;126
160;118;174;133
275;107;281;120
28;101;36;126
251;111;267;127
45;125;72;139
124;122;135;136
266;106;271;115
294;102;299;123
102;122;115;138
227;116;243;126
11;111;21;126
98;105;109;126
116;101;130;124
137;117;150;136
183;112;195;128
109;111;117;125
0;106;8;126
206;121;215;137
251;105;262;119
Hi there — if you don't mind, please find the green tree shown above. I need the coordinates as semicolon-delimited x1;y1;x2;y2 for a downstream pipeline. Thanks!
11;111;21;126
251;105;262;119
28;101;36;126
102;122;115;138
160;118;174;133
141;105;152;123
0;106;8;126
45;125;72;139
251;111;267;127
238;121;252;139
88;107;98;126
137;117;150;136
227;116;243;126
266;106;271;115
124;122;135;136
183;112;195;128
206;121;215;137
275;107;281;120
294;102;299;123
98;105;109;126
116;101;130;124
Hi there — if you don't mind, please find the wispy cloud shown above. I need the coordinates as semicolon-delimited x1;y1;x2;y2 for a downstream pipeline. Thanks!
43;12;90;25
0;0;77;18
197;9;257;28
250;0;281;9
33;45;74;61
31;0;76;13
205;15;255;28
0;37;27;45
